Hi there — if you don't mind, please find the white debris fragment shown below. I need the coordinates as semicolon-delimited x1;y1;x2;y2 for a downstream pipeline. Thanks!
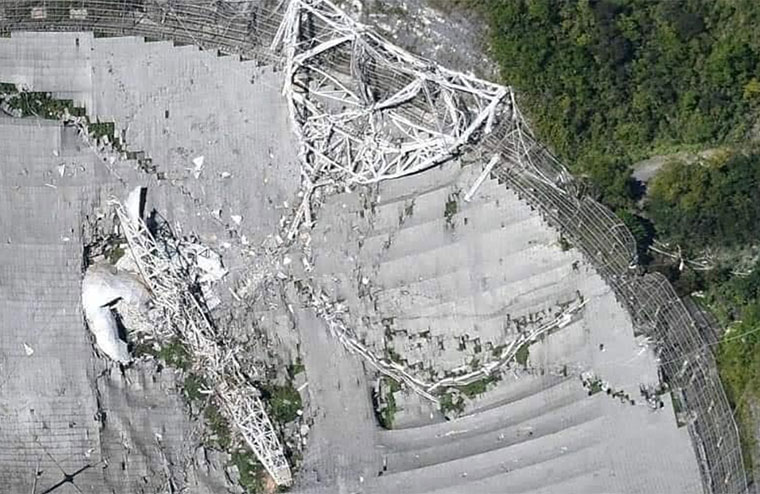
301;256;313;272
228;287;242;302
191;155;205;179
23;343;34;356
231;214;243;225
240;235;250;246
220;171;232;179
82;264;150;363
195;250;228;283
361;277;369;285
61;236;71;242
125;186;145;225
283;256;292;266
221;242;232;249
57;163;65;177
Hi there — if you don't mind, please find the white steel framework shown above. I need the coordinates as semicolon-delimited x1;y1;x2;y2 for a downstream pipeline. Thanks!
111;201;292;486
272;0;510;190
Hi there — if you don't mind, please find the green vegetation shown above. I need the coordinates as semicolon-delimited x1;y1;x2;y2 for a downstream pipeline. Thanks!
439;392;466;416
107;244;126;265
183;373;208;403
262;384;302;424
444;193;459;229
2;90;80;118
479;0;760;208
231;449;267;493
515;342;530;367
588;379;604;396
459;376;496;398
204;401;233;450
377;378;401;429
89;121;115;140
157;339;192;371
707;263;760;471
646;151;760;249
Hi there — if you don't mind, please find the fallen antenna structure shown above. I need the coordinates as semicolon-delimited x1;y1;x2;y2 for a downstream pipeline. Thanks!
111;198;292;486
271;0;510;233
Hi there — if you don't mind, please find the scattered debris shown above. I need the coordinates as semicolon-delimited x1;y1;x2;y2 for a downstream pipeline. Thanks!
191;155;205;179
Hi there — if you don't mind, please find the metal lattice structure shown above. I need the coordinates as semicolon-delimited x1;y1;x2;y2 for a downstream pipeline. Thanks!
0;1;749;492
271;0;508;187
111;201;292;486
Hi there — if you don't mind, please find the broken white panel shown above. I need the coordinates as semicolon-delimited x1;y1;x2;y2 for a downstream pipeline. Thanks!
82;264;150;309
85;306;130;362
195;249;228;284
81;264;150;362
125;186;146;225
192;155;205;179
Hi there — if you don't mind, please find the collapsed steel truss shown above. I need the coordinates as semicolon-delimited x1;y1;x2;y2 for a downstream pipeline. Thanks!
0;0;748;492
112;201;292;486
272;0;509;188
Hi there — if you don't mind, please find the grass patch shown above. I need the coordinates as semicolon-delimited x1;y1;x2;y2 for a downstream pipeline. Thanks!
3;91;77;118
158;339;192;371
377;378;401;429
459;376;495;399
515;342;530;367
183;374;208;404
261;384;302;424
106;244;125;265
588;378;604;396
230;449;266;493
89;121;115;140
204;402;232;450
439;392;466;416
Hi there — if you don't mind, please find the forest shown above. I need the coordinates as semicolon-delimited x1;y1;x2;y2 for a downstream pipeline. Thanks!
461;0;760;471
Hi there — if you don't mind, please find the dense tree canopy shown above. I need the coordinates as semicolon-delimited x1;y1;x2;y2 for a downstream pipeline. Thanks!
646;152;760;249
481;0;760;207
